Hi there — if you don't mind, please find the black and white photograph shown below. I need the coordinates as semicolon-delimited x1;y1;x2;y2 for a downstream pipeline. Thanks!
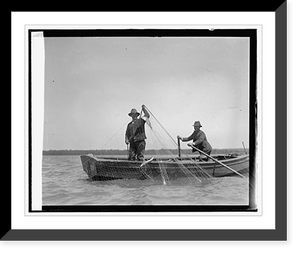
37;29;256;211
7;5;289;244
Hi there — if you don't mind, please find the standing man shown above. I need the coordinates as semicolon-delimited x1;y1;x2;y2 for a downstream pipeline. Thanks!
125;105;150;161
178;121;212;161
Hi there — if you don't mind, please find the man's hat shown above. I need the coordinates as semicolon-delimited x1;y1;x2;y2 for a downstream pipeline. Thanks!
128;108;140;116
193;121;202;127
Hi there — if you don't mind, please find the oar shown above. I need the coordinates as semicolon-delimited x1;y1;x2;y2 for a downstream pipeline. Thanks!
189;144;247;181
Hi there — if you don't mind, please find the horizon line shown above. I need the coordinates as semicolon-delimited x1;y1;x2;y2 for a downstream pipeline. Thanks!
43;147;249;151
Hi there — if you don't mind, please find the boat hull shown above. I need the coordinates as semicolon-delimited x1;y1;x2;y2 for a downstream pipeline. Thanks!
80;154;249;181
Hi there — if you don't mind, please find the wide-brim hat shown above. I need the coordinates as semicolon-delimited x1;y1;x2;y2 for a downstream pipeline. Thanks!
193;121;202;127
128;108;140;116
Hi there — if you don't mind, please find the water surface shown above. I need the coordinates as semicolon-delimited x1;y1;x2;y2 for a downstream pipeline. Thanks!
42;155;249;206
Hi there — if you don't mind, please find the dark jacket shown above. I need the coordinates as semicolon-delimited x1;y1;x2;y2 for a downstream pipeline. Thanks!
125;118;147;143
183;129;212;153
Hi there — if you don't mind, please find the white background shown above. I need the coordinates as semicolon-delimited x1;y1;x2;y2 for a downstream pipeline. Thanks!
11;12;275;229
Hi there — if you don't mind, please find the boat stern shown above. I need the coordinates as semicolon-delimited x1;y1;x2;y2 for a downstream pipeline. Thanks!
80;154;98;180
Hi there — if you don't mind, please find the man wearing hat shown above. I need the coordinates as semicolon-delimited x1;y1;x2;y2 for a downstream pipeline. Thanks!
178;121;212;161
125;105;150;161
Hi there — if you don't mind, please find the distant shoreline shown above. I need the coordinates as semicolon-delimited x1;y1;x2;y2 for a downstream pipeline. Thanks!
43;148;248;156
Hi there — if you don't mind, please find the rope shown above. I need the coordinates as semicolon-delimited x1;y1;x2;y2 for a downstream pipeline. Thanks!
98;119;128;151
81;119;128;167
144;106;178;147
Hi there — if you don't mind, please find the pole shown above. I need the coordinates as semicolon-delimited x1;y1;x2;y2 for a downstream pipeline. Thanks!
242;142;247;154
189;144;247;180
177;136;181;158
126;144;129;159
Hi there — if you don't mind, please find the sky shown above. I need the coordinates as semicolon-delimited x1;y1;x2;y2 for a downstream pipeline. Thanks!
43;36;249;150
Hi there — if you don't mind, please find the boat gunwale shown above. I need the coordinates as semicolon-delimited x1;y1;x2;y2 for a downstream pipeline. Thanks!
81;154;249;166
80;154;249;180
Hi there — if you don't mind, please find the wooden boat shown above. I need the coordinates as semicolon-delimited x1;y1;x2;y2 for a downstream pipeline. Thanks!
80;153;249;181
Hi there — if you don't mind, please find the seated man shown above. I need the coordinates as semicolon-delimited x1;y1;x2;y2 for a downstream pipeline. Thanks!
125;105;150;161
178;121;212;161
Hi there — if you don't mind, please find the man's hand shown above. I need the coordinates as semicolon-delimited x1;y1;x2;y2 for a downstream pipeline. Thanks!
141;105;150;118
187;143;194;147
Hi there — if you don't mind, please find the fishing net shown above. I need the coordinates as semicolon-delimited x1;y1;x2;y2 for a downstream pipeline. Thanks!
81;149;213;184
81;106;214;185
143;106;213;185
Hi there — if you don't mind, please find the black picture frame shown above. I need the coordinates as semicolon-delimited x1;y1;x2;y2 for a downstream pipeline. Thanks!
5;2;287;241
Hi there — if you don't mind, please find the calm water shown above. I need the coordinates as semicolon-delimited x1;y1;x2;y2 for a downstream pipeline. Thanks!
42;155;249;205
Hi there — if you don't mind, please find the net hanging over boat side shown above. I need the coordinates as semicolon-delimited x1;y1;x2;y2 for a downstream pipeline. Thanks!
144;106;213;185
